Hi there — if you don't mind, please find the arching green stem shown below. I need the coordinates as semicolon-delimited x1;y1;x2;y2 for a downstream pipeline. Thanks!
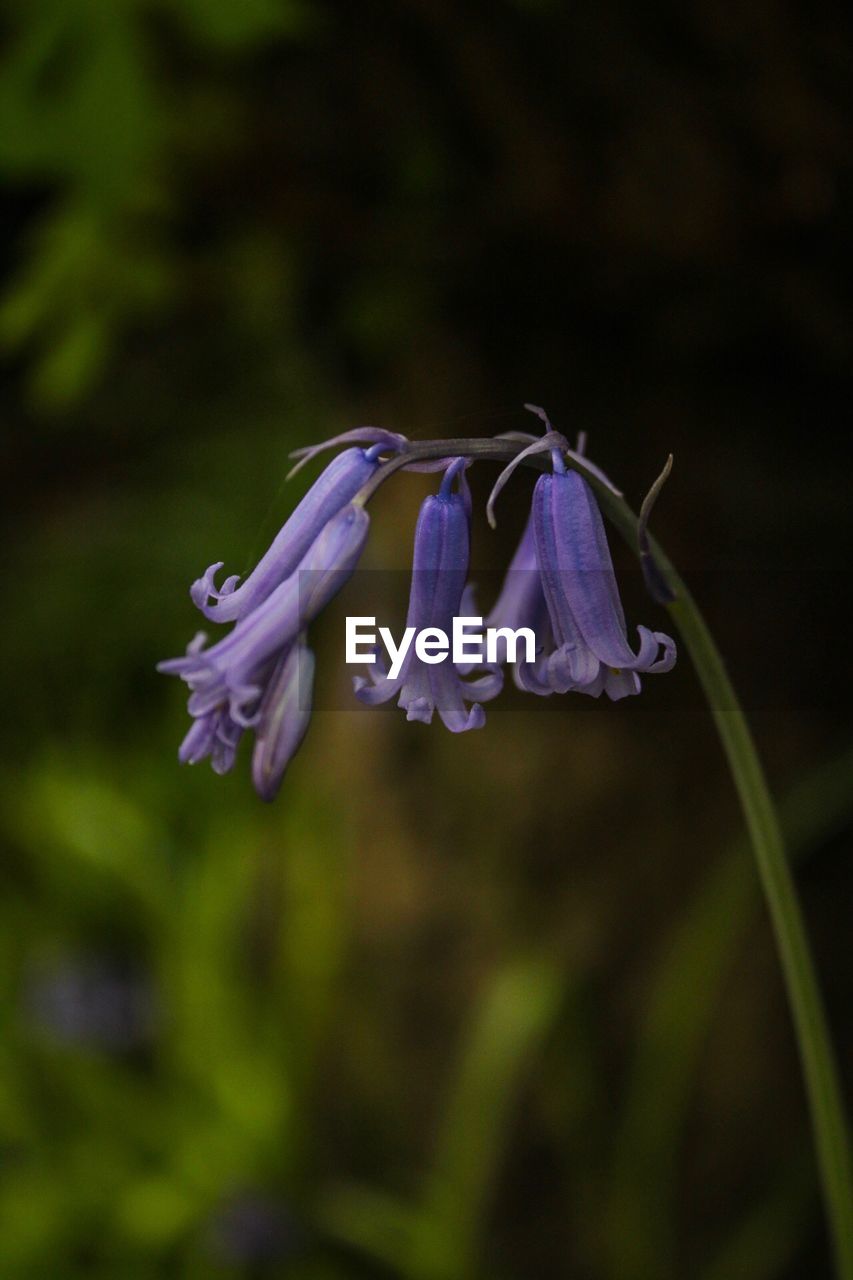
585;460;852;1279
351;435;853;1277
629;539;853;1280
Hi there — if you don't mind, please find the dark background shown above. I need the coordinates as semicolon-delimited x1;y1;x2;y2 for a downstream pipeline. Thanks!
1;1;852;1277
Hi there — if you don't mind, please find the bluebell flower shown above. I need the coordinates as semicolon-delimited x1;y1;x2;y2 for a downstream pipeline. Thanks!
175;688;245;776
251;635;314;801
161;411;678;800
530;464;676;698
192;430;404;622
159;503;368;791
484;409;675;700
481;509;552;690
354;460;503;731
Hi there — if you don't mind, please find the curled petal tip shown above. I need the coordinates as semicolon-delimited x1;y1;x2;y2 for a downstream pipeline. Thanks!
194;447;376;623
162;498;365;797
191;563;243;612
648;630;677;672
190;562;224;609
466;703;487;731
405;697;434;725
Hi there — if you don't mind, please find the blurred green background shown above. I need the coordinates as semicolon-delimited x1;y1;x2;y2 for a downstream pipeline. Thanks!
2;1;853;1276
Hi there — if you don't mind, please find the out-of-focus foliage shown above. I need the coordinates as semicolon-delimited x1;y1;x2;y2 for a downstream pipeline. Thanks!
3;1;853;1277
0;0;314;408
1;753;351;1276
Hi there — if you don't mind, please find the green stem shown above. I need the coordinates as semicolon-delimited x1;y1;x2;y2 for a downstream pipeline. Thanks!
606;740;853;1280
365;437;853;1275
602;488;853;1277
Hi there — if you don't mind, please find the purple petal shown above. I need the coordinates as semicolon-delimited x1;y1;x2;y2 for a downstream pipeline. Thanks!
193;449;377;623
163;503;367;747
190;503;368;710
485;513;549;655
601;668;643;700
178;714;218;764
404;695;434;725
355;469;501;730
429;659;487;731
545;643;601;693
458;669;504;701
211;738;239;774
647;631;678;673
515;657;555;697
251;639;315;802
353;672;399;706
534;471;674;673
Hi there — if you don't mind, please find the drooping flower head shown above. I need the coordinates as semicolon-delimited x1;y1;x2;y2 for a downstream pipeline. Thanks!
531;463;675;697
160;409;678;800
485;410;675;699
159;501;369;795
192;430;404;622
354;459;503;731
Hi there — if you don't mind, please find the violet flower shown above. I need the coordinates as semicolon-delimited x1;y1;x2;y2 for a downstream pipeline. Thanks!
354;460;503;731
192;432;402;622
159;502;368;789
531;464;676;699
160;412;678;800
176;691;245;776
482;509;553;690
251;635;314;802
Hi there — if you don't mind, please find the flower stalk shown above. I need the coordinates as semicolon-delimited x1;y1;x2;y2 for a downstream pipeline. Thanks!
160;420;852;1273
660;577;853;1280
364;434;853;1277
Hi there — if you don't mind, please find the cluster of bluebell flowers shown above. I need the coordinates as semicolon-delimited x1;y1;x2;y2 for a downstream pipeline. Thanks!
159;411;676;800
